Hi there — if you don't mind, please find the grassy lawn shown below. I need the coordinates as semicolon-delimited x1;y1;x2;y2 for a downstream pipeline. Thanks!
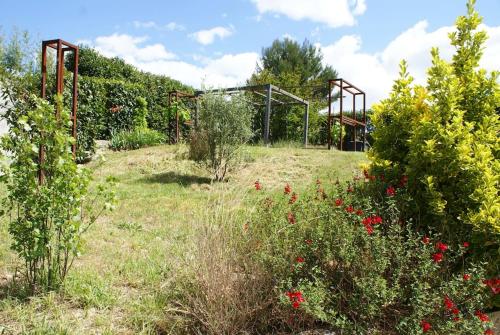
0;144;366;334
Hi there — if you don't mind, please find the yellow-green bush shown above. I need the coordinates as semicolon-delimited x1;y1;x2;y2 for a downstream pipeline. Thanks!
370;0;499;266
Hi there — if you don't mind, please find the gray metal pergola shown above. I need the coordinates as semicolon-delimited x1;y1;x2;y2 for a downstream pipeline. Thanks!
196;84;310;146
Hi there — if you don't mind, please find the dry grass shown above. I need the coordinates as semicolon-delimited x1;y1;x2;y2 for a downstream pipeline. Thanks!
0;144;366;334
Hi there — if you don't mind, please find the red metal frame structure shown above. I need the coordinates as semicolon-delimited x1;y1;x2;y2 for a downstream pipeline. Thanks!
168;90;197;143
39;39;79;183
327;79;366;151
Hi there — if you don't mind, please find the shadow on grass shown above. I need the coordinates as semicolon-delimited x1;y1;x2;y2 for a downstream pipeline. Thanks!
141;171;211;186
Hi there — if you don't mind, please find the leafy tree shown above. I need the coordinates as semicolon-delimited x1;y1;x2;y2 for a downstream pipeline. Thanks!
189;92;255;181
248;38;337;144
0;94;115;292
370;0;499;273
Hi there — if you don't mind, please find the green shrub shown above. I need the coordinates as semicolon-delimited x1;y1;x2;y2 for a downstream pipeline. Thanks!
190;92;255;181
246;177;495;334
0;95;115;292
133;96;148;130
109;128;165;151
369;1;499;267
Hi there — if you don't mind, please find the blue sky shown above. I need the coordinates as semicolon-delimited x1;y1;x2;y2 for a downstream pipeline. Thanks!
1;0;499;106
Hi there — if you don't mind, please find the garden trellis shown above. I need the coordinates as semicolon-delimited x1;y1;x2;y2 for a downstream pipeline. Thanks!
327;78;366;152
39;39;79;182
197;84;310;146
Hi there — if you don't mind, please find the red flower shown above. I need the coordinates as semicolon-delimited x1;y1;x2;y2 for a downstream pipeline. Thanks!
296;257;305;263
372;216;383;224
451;308;460;315
284;183;291;195
305;239;312;245
356;209;364;216
287;212;296;225
483;278;500;295
420;320;432;333
475;310;490;322
422;236;430;244
365;224;374;235
254;180;262;190
435;242;448;252
453;317;460;322
485;329;494;335
444;296;455;310
386;186;396;196
286;291;305;309
432;253;443;263
335;198;343;207
362;217;373;226
463;242;470;248
345;205;354;213
289;193;298;204
463;274;471;281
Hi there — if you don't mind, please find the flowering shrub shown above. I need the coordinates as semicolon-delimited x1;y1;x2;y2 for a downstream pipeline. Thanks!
246;176;494;334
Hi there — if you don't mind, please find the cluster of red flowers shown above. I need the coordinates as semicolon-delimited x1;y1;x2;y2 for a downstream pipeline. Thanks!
363;169;376;181
287;212;296;225
420;320;432;333
432;241;448;263
284;183;291;195
386;185;396;197
474;310;490;322
254;180;262;190
483;278;500;295
289;192;298;204
361;215;382;235
443;296;460;318
286;291;305;309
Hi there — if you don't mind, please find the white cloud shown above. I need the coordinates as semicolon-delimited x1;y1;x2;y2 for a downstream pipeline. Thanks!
189;26;234;45
251;0;366;28
319;21;500;108
133;20;185;31
93;34;177;63
83;34;259;89
282;33;296;41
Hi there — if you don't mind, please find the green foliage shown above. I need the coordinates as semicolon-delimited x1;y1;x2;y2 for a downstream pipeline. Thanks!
247;178;493;334
370;1;499;266
133;97;148;130
248;38;337;144
189;92;255;181
0;28;36;74
0;95;115;292
109;128;165;151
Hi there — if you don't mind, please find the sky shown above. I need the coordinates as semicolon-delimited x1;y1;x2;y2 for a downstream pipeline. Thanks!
1;0;499;107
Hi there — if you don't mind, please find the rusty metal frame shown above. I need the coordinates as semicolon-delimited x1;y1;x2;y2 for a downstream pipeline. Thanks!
39;39;79;183
168;90;197;143
327;78;366;151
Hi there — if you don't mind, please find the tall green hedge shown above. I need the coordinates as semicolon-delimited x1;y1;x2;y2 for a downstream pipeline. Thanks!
63;47;192;161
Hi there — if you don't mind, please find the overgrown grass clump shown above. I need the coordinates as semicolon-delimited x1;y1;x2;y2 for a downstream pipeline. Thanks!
109;128;165;151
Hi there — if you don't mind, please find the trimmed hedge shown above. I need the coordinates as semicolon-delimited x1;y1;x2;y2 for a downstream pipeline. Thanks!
63;47;193;161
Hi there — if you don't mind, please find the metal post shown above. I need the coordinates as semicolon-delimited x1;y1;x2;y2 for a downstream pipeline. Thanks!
264;84;272;145
71;47;79;158
353;94;356;152
327;81;332;150
339;79;343;151
303;102;309;147
362;93;366;152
